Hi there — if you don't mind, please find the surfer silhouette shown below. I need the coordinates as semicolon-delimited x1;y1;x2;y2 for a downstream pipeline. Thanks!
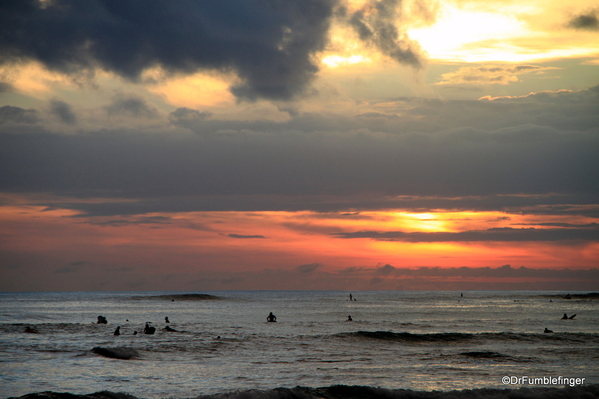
544;328;553;333
165;317;170;323
267;312;277;322
347;315;353;321
114;326;120;336
24;326;38;333
144;322;156;334
97;315;107;324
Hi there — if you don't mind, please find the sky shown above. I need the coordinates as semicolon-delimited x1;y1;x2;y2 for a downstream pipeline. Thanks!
1;0;598;292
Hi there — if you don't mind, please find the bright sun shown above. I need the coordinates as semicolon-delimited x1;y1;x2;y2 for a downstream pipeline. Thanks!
407;4;529;62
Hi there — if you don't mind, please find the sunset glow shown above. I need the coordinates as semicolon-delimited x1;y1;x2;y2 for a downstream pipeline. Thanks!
1;0;598;292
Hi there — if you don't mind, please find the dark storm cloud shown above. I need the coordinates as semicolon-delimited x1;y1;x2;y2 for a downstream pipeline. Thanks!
334;226;599;242
343;0;423;67
0;0;336;101
0;105;40;124
49;99;77;124
568;10;599;30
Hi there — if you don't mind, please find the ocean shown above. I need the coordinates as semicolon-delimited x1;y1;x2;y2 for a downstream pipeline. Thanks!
1;291;598;399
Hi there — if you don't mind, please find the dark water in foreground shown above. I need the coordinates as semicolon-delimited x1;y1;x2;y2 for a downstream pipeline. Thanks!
1;291;598;399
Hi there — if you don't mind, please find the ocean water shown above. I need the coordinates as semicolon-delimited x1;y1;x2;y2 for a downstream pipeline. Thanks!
0;291;598;399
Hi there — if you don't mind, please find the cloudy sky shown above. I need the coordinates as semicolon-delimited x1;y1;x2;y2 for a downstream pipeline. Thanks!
1;0;598;292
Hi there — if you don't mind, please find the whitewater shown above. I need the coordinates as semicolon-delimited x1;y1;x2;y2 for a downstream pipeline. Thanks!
1;291;598;399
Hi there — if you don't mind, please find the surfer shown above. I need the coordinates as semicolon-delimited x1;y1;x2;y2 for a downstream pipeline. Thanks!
562;313;568;319
347;315;353;321
544;328;553;333
114;326;120;336
267;312;277;322
349;293;353;301
24;326;38;333
143;322;156;334
164;325;177;332
97;315;107;324
165;317;170;323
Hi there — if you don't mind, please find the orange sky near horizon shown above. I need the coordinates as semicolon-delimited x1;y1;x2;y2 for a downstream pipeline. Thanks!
2;203;597;287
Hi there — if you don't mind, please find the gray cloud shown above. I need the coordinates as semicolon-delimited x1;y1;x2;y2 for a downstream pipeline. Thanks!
169;107;212;129
0;86;598;216
227;234;267;239
104;94;158;118
0;81;13;92
343;0;423;67
49;99;77;124
333;226;599;242
295;262;321;274
86;216;172;226
0;105;41;124
369;264;599;280
0;0;337;101
568;10;599;31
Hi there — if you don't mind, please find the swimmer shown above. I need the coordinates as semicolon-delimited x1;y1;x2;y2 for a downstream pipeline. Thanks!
347;315;353;321
114;326;120;336
544;328;553;333
267;312;277;322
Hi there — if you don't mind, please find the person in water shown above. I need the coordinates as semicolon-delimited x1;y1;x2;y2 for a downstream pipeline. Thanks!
24;326;38;333
165;317;170;323
267;312;277;322
347;315;353;321
143;322;156;334
544;328;553;333
97;315;107;324
114;326;120;336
